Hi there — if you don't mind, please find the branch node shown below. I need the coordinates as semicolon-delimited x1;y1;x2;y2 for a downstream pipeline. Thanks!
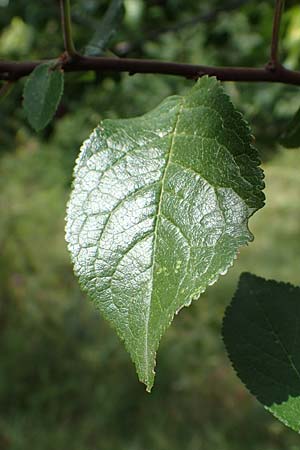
265;61;284;74
265;61;277;73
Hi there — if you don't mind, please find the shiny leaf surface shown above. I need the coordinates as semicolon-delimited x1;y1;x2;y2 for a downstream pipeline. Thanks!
66;77;264;391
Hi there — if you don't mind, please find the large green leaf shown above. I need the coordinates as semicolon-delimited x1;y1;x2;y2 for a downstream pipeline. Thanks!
66;76;264;391
223;273;300;432
23;62;64;131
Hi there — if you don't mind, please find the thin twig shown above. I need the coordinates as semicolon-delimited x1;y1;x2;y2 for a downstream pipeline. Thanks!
1;56;300;85
1;0;294;88
268;0;285;70
59;0;77;57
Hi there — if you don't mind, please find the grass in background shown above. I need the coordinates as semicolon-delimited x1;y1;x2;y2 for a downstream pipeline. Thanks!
0;143;300;450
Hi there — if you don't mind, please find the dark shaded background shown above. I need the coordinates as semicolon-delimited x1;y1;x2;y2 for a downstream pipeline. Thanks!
1;1;300;448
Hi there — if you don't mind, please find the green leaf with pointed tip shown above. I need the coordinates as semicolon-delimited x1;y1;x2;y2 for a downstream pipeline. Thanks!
66;76;264;391
23;62;64;131
280;107;300;149
223;273;300;432
84;0;124;56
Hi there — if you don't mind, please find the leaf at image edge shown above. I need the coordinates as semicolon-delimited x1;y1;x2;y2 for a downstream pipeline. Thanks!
223;272;300;432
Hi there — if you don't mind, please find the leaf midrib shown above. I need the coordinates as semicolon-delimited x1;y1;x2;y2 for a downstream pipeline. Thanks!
144;98;184;387
40;69;53;118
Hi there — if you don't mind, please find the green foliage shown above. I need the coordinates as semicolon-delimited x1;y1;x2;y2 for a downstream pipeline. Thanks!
280;107;300;148
223;273;300;432
84;0;124;55
66;76;264;390
1;145;300;450
283;5;300;70
2;0;300;446
2;0;300;155
23;62;64;131
0;16;33;57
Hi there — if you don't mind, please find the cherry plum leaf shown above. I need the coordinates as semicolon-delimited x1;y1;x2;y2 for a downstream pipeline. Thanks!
23;62;64;131
66;76;264;391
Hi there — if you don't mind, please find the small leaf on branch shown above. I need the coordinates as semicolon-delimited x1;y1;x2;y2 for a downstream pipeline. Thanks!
280;107;300;149
66;76;264;391
84;0;124;56
23;62;64;131
223;273;300;432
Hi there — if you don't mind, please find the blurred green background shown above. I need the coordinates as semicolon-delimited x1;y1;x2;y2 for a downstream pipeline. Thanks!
1;1;300;449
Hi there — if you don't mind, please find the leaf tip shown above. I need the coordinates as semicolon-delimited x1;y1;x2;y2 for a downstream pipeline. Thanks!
138;366;155;393
145;384;153;394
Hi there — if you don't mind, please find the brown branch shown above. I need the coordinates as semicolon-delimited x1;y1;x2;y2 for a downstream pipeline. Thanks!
0;0;294;88
1;56;300;85
268;0;285;70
